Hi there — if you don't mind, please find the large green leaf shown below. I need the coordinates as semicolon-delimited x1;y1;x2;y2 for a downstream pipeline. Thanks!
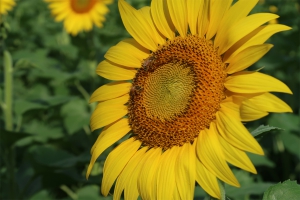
263;180;300;200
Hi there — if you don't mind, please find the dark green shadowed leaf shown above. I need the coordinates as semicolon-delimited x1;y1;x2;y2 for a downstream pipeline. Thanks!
263;180;300;200
31;146;78;168
16;120;64;146
279;132;300;159
29;190;52;200
247;153;275;168
251;125;281;138
268;113;300;132
0;130;33;147
14;97;73;117
225;170;274;199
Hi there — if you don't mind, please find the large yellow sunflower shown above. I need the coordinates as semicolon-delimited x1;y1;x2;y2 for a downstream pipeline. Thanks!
86;0;292;199
0;0;15;15
45;0;113;36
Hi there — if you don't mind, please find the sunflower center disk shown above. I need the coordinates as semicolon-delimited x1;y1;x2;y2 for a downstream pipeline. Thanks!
143;62;195;121
128;35;227;150
70;0;96;13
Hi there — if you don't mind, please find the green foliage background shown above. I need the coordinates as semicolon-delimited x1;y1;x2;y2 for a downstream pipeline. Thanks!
0;0;299;199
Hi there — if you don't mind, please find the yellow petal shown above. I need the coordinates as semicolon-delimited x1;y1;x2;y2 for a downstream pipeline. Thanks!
173;187;181;200
104;38;149;68
224;24;291;62
225;71;292;94
90;95;129;131
187;0;202;35
218;13;279;55
167;0;188;37
101;138;141;196
157;146;179;200
206;0;232;40
196;124;239;187
240;99;269;122
114;147;148;200
124;148;148;200
138;6;166;45
197;0;209;37
138;148;162;200
86;118;131;179
245;92;292;113
219;136;257;174
96;60;136;81
90;81;132;103
118;0;159;51
195;146;221;199
175;143;195;200
226;44;273;74
214;0;258;47
90;105;127;131
220;98;241;120
216;109;264;155
151;0;175;39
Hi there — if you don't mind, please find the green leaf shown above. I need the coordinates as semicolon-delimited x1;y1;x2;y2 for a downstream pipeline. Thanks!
77;185;107;200
61;98;90;134
17;120;64;146
228;182;274;199
268;113;300;132
247;153;275;168
251;125;281;138
263;180;300;200
280;132;300;159
31;146;78;168
14;99;48;116
29;190;52;200
226;170;274;199
0;129;32;147
194;185;206;198
41;96;74;107
13;49;57;69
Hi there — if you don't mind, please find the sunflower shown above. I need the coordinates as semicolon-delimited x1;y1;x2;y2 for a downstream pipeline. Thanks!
0;0;15;15
45;0;113;36
86;0;292;199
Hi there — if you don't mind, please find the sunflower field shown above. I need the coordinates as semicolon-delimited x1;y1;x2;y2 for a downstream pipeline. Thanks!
1;0;300;200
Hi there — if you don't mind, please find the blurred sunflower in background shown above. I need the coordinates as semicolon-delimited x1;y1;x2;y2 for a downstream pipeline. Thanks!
0;0;15;15
87;0;292;199
45;0;113;36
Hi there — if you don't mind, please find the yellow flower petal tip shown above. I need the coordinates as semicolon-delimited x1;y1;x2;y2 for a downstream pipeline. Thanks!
87;0;292;199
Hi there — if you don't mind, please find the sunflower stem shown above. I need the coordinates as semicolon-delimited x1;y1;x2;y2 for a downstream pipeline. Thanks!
74;80;90;103
60;185;77;200
4;50;13;131
218;181;226;200
4;50;17;199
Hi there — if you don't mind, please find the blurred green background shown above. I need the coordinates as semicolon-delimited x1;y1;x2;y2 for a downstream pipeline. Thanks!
0;0;299;199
